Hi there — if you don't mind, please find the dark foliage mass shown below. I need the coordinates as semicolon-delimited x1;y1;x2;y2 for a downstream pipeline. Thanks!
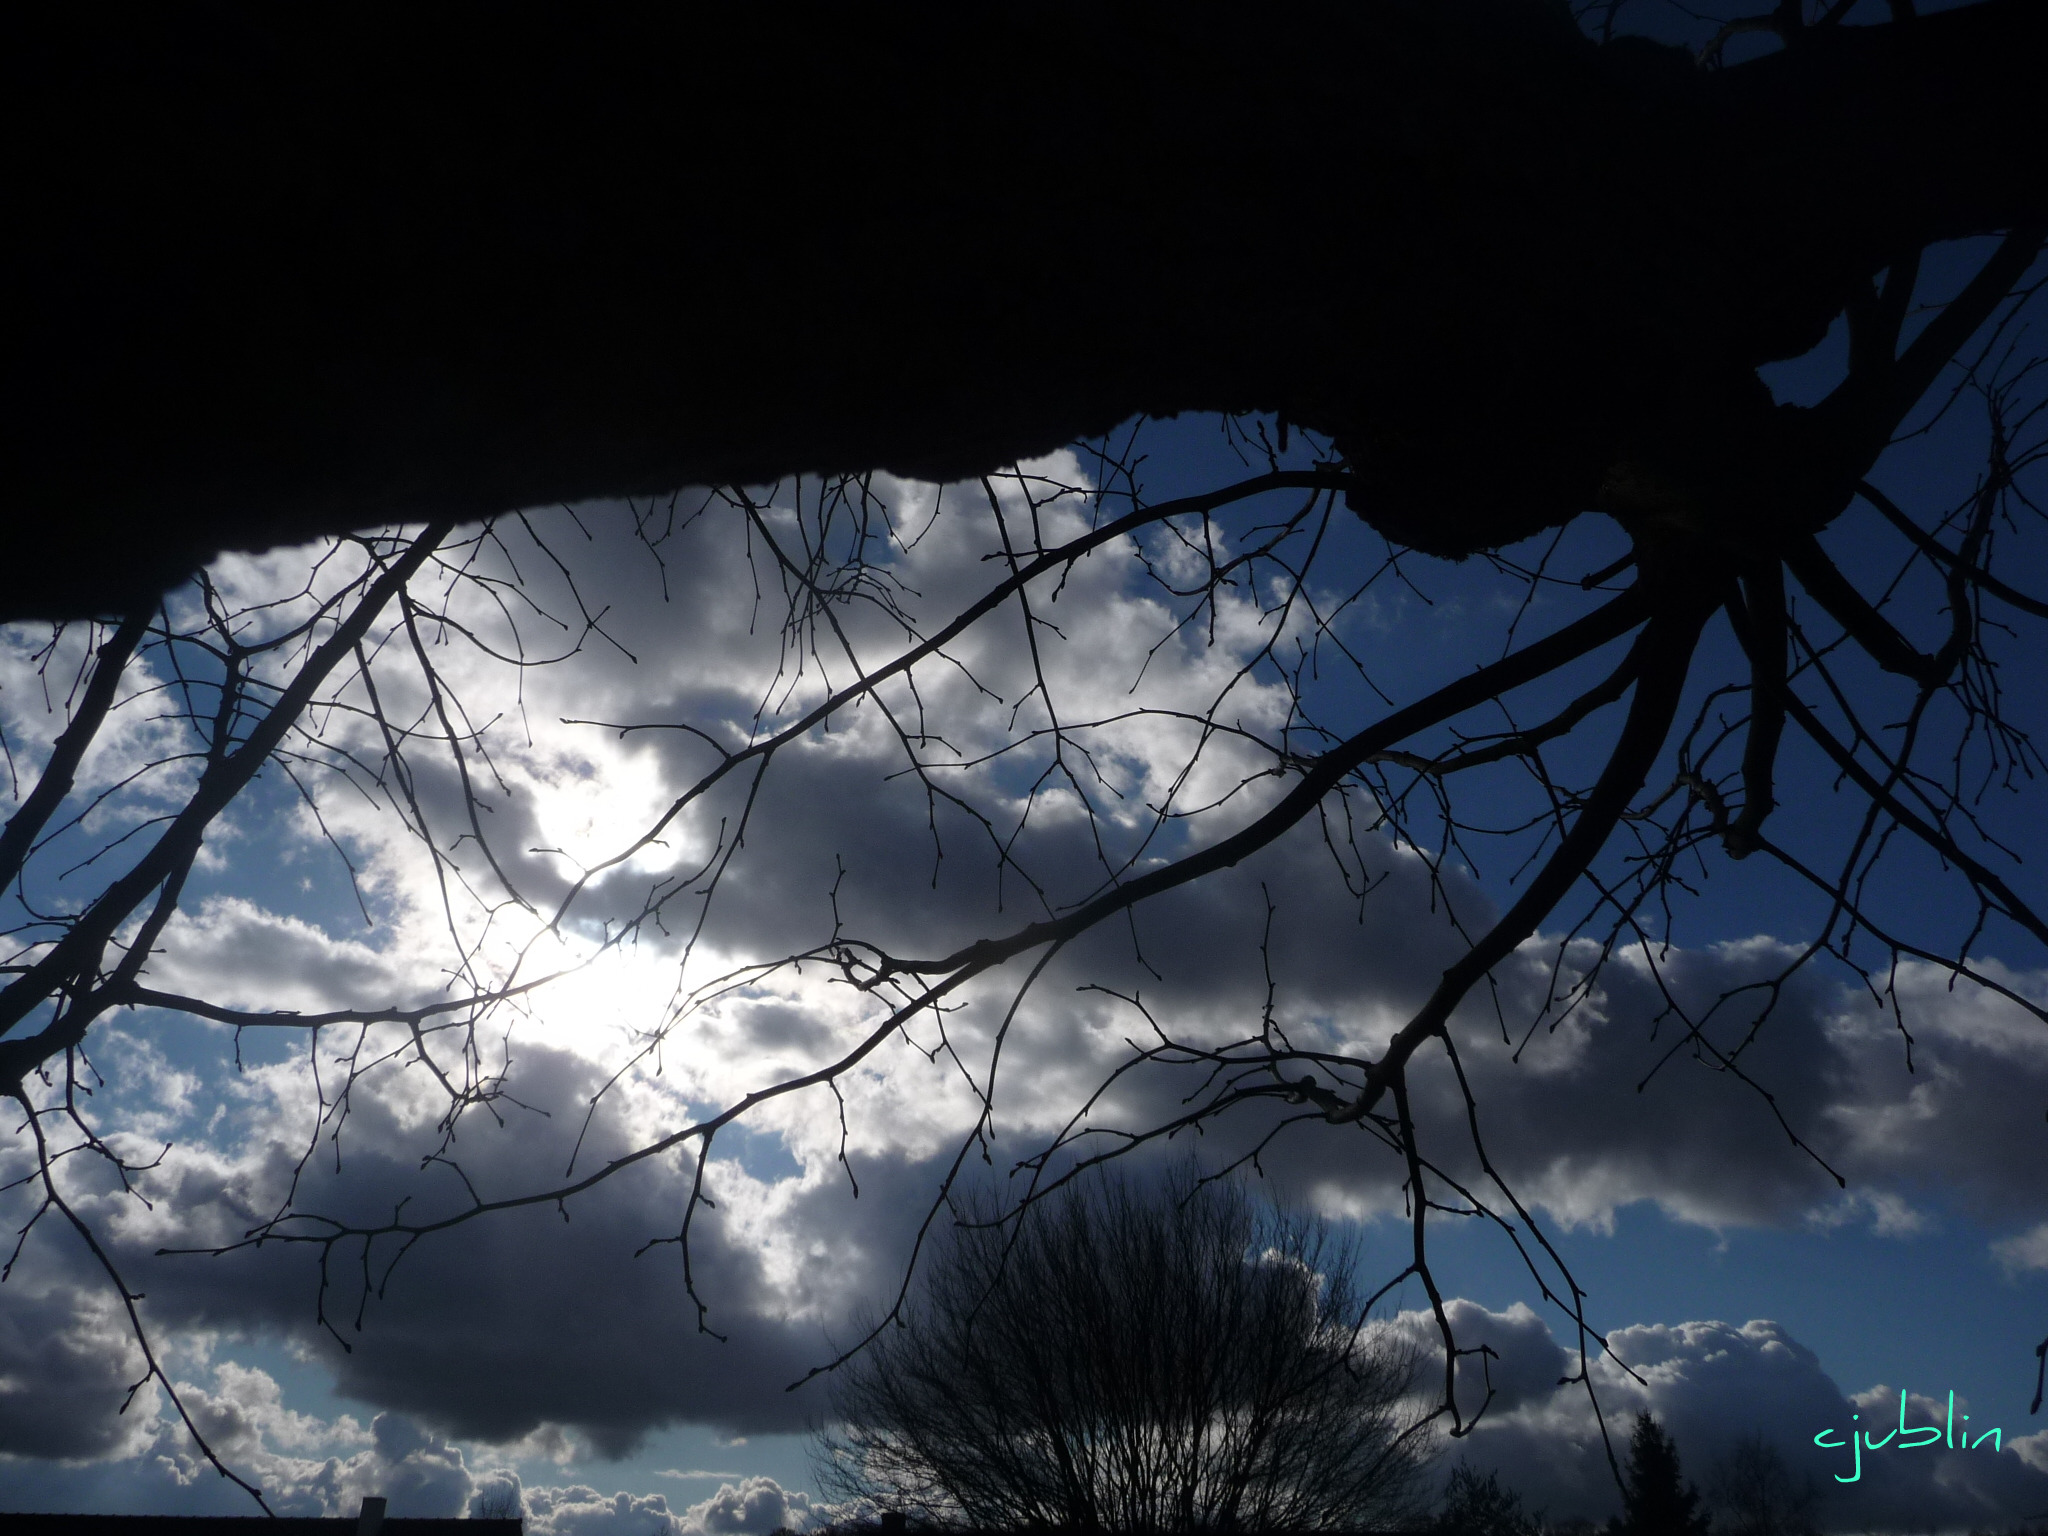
1429;1467;1549;1536
1703;1433;1818;1536
6;2;2044;617
1606;1416;1709;1536
817;1169;1431;1533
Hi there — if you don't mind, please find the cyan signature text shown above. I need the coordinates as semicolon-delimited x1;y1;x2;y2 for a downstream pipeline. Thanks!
1814;1391;2003;1483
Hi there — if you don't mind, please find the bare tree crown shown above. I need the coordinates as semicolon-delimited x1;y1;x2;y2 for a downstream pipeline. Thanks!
817;1166;1432;1533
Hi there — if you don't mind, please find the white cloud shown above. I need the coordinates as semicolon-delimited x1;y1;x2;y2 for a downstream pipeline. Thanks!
173;1360;368;1461
1992;1222;2048;1277
7;476;2048;1515
683;1475;815;1535
520;1475;814;1536
1383;1300;1569;1423
1405;1305;2048;1531
7;1353;477;1519
144;897;416;1014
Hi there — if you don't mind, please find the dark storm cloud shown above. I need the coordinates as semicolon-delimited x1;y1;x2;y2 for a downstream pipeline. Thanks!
0;1288;151;1462
10;1038;967;1455
15;914;2042;1470
91;606;2048;1468
1398;938;2048;1235
133;478;1304;1004
189;499;2048;1252
923;808;2048;1250
8;487;2048;1504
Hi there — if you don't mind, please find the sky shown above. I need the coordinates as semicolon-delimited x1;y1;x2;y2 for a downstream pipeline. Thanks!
6;117;2048;1536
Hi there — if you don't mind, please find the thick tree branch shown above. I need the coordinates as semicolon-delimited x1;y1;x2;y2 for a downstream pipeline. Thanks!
1783;533;1943;685
1860;478;2048;620
1728;562;1787;857
0;527;452;1084
0;610;153;891
1879;227;2045;437
889;585;1652;978
1332;586;1712;1124
10;2;2047;617
1775;682;2048;951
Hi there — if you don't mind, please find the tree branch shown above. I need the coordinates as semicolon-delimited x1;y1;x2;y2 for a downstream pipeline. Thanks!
0;609;153;891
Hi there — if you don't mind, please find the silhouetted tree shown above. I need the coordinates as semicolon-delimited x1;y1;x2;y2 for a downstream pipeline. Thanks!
469;1480;523;1523
1606;1416;1709;1536
1431;1466;1545;1536
3;0;2048;1510
816;1167;1432;1533
1706;1432;1818;1536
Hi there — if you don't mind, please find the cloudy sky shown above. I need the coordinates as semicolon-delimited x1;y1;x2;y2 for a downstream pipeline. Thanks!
4;319;2048;1536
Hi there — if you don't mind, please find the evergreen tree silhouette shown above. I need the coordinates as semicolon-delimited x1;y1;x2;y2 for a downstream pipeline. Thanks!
1607;1415;1711;1536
